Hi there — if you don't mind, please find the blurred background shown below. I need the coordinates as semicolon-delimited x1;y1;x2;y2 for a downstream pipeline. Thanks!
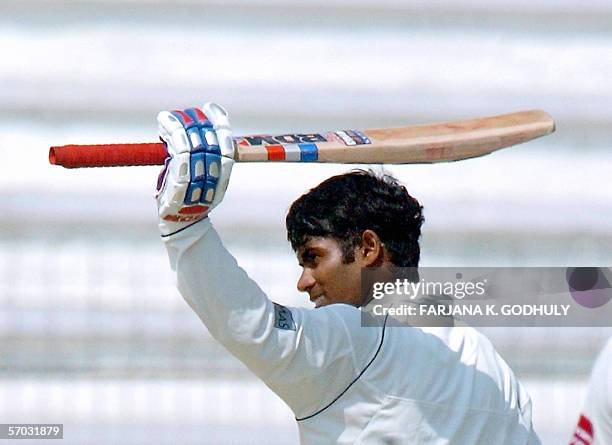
1;0;611;443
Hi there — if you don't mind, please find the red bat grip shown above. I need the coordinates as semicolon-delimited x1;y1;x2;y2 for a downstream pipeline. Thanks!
49;142;168;168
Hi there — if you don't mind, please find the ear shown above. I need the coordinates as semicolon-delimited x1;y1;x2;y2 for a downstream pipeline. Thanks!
358;229;386;267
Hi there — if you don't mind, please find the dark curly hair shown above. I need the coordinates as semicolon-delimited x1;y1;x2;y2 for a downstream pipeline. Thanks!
286;170;424;267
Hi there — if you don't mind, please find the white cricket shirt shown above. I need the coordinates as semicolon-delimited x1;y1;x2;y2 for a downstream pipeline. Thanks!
163;219;540;444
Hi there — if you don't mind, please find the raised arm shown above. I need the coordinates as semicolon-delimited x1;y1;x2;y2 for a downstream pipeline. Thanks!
154;103;382;418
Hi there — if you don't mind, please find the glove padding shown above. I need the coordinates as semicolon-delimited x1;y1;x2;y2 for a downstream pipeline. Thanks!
156;102;234;236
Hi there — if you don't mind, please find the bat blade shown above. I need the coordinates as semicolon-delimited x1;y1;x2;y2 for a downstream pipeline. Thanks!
49;110;554;168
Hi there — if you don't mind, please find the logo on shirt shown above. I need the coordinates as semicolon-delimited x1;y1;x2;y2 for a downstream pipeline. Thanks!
571;414;594;445
273;303;296;331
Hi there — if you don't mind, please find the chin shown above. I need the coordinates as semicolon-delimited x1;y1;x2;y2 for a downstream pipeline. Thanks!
316;301;336;309
314;300;351;309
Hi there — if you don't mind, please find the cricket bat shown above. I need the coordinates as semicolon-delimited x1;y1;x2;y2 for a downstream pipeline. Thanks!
49;110;555;168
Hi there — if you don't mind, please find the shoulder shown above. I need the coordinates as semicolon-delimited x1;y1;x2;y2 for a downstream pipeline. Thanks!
294;303;369;326
296;303;385;367
297;303;380;337
311;303;385;336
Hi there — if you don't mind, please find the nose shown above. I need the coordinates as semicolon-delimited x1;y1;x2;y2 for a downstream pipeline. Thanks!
297;268;316;293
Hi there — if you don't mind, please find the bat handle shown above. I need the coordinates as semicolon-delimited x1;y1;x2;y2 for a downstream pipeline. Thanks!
49;142;168;168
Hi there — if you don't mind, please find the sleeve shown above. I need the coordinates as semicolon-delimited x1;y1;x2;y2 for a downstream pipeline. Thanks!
571;338;612;445
162;218;382;418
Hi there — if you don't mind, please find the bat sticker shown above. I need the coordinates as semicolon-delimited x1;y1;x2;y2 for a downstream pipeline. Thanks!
235;133;327;147
234;130;371;147
264;143;318;162
330;130;372;146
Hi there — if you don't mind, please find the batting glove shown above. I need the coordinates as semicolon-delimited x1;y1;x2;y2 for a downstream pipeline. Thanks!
156;102;234;236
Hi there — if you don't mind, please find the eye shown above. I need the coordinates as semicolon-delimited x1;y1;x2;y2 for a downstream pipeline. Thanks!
302;251;319;267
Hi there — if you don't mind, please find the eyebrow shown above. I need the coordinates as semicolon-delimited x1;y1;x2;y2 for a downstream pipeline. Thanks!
298;247;315;267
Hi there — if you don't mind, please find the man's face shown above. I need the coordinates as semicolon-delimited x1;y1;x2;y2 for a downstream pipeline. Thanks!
296;237;365;309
